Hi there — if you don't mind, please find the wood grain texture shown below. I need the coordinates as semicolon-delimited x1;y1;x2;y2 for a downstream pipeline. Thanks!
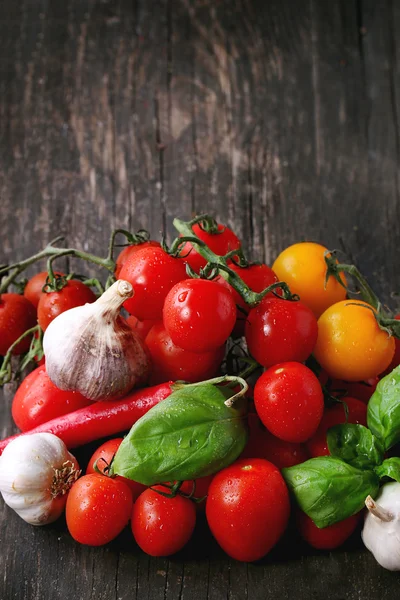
1;0;400;598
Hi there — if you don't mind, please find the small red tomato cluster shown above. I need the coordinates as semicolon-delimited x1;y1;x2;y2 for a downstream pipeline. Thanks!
1;216;399;562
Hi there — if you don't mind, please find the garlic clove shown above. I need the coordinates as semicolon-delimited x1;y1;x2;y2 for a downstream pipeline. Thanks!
43;280;151;401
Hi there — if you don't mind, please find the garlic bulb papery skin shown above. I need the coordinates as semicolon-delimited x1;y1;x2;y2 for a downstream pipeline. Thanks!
43;280;151;401
0;433;80;525
362;482;400;571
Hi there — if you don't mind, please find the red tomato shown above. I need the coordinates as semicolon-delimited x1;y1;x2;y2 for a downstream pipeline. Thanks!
306;397;367;457
115;241;161;278
179;475;214;511
206;458;290;562
163;279;236;353
125;315;156;341
24;271;64;309
131;486;196;556
145;322;225;384
66;473;132;546
37;280;96;331
86;438;146;501
254;362;324;443
226;263;279;337
241;413;309;469
297;510;360;549
119;246;186;320
12;365;93;431
245;297;318;368
0;293;37;355
180;222;241;273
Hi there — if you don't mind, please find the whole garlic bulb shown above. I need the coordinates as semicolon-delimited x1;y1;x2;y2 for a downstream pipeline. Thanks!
362;482;400;571
0;432;80;525
43;280;151;401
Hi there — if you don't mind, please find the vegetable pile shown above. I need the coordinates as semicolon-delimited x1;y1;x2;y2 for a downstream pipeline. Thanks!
1;215;400;568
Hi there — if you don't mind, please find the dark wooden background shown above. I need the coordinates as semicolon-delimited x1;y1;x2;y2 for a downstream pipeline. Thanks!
1;0;400;598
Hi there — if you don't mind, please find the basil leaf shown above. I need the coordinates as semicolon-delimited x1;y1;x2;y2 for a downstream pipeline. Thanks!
110;383;248;485
374;457;400;482
327;423;384;469
367;365;400;450
282;456;379;528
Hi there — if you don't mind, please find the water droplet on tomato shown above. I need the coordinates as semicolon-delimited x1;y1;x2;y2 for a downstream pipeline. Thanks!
178;291;188;302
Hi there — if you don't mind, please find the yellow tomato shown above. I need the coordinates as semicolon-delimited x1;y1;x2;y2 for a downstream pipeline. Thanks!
272;242;347;318
314;299;395;381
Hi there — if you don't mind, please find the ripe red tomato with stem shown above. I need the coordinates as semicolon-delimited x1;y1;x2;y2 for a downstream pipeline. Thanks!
37;280;96;331
178;475;214;511
12;364;93;432
119;246;187;320
297;510;361;550
131;486;196;556
206;458;290;562
306;397;367;458
0;293;37;355
241;413;309;469
145;322;225;384
254;362;324;443
163;279;236;353
115;241;161;278
66;473;132;546
24;271;64;308
180;222;241;273
86;438;146;501
245;297;318;368
125;315;156;341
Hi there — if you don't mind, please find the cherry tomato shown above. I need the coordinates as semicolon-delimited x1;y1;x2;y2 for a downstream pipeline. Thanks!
86;438;146;501
306;397;367;457
241;413;309;469
145;322;225;384
119;246;186;320
272;242;347;318
180;222;241;273
24;271;64;309
0;293;37;355
381;315;400;376
245;297;318;368
314;299;395;381
206;458;290;562
131;486;196;556
254;362;324;443
125;315;156;341
297;510;360;549
37;280;96;331
12;364;93;432
225;263;279;337
115;241;161;278
163;279;236;353
66;473;132;546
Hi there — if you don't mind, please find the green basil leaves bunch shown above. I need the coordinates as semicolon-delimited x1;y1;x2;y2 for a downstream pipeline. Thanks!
282;366;400;528
110;376;248;486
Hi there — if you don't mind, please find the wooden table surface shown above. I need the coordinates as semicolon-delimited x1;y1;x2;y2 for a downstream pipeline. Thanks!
1;1;400;598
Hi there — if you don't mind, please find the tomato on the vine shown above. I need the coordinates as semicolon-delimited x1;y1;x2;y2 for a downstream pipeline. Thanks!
179;475;214;511
66;473;132;546
131;486;196;556
272;242;347;318
297;510;360;550
115;241;160;278
206;458;290;562
145;322;225;384
245;296;318;368
86;438;146;501
163;279;236;353
306;397;367;458
119;246;186;320
0;293;37;355
254;362;324;443
24;271;64;309
314;299;395;381
180;222;241;273
37;280;96;331
12;365;93;432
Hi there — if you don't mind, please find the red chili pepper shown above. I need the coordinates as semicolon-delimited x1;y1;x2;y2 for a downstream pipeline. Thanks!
0;382;173;456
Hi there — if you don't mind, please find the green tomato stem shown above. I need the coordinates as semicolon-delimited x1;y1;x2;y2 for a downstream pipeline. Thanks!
0;324;41;385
